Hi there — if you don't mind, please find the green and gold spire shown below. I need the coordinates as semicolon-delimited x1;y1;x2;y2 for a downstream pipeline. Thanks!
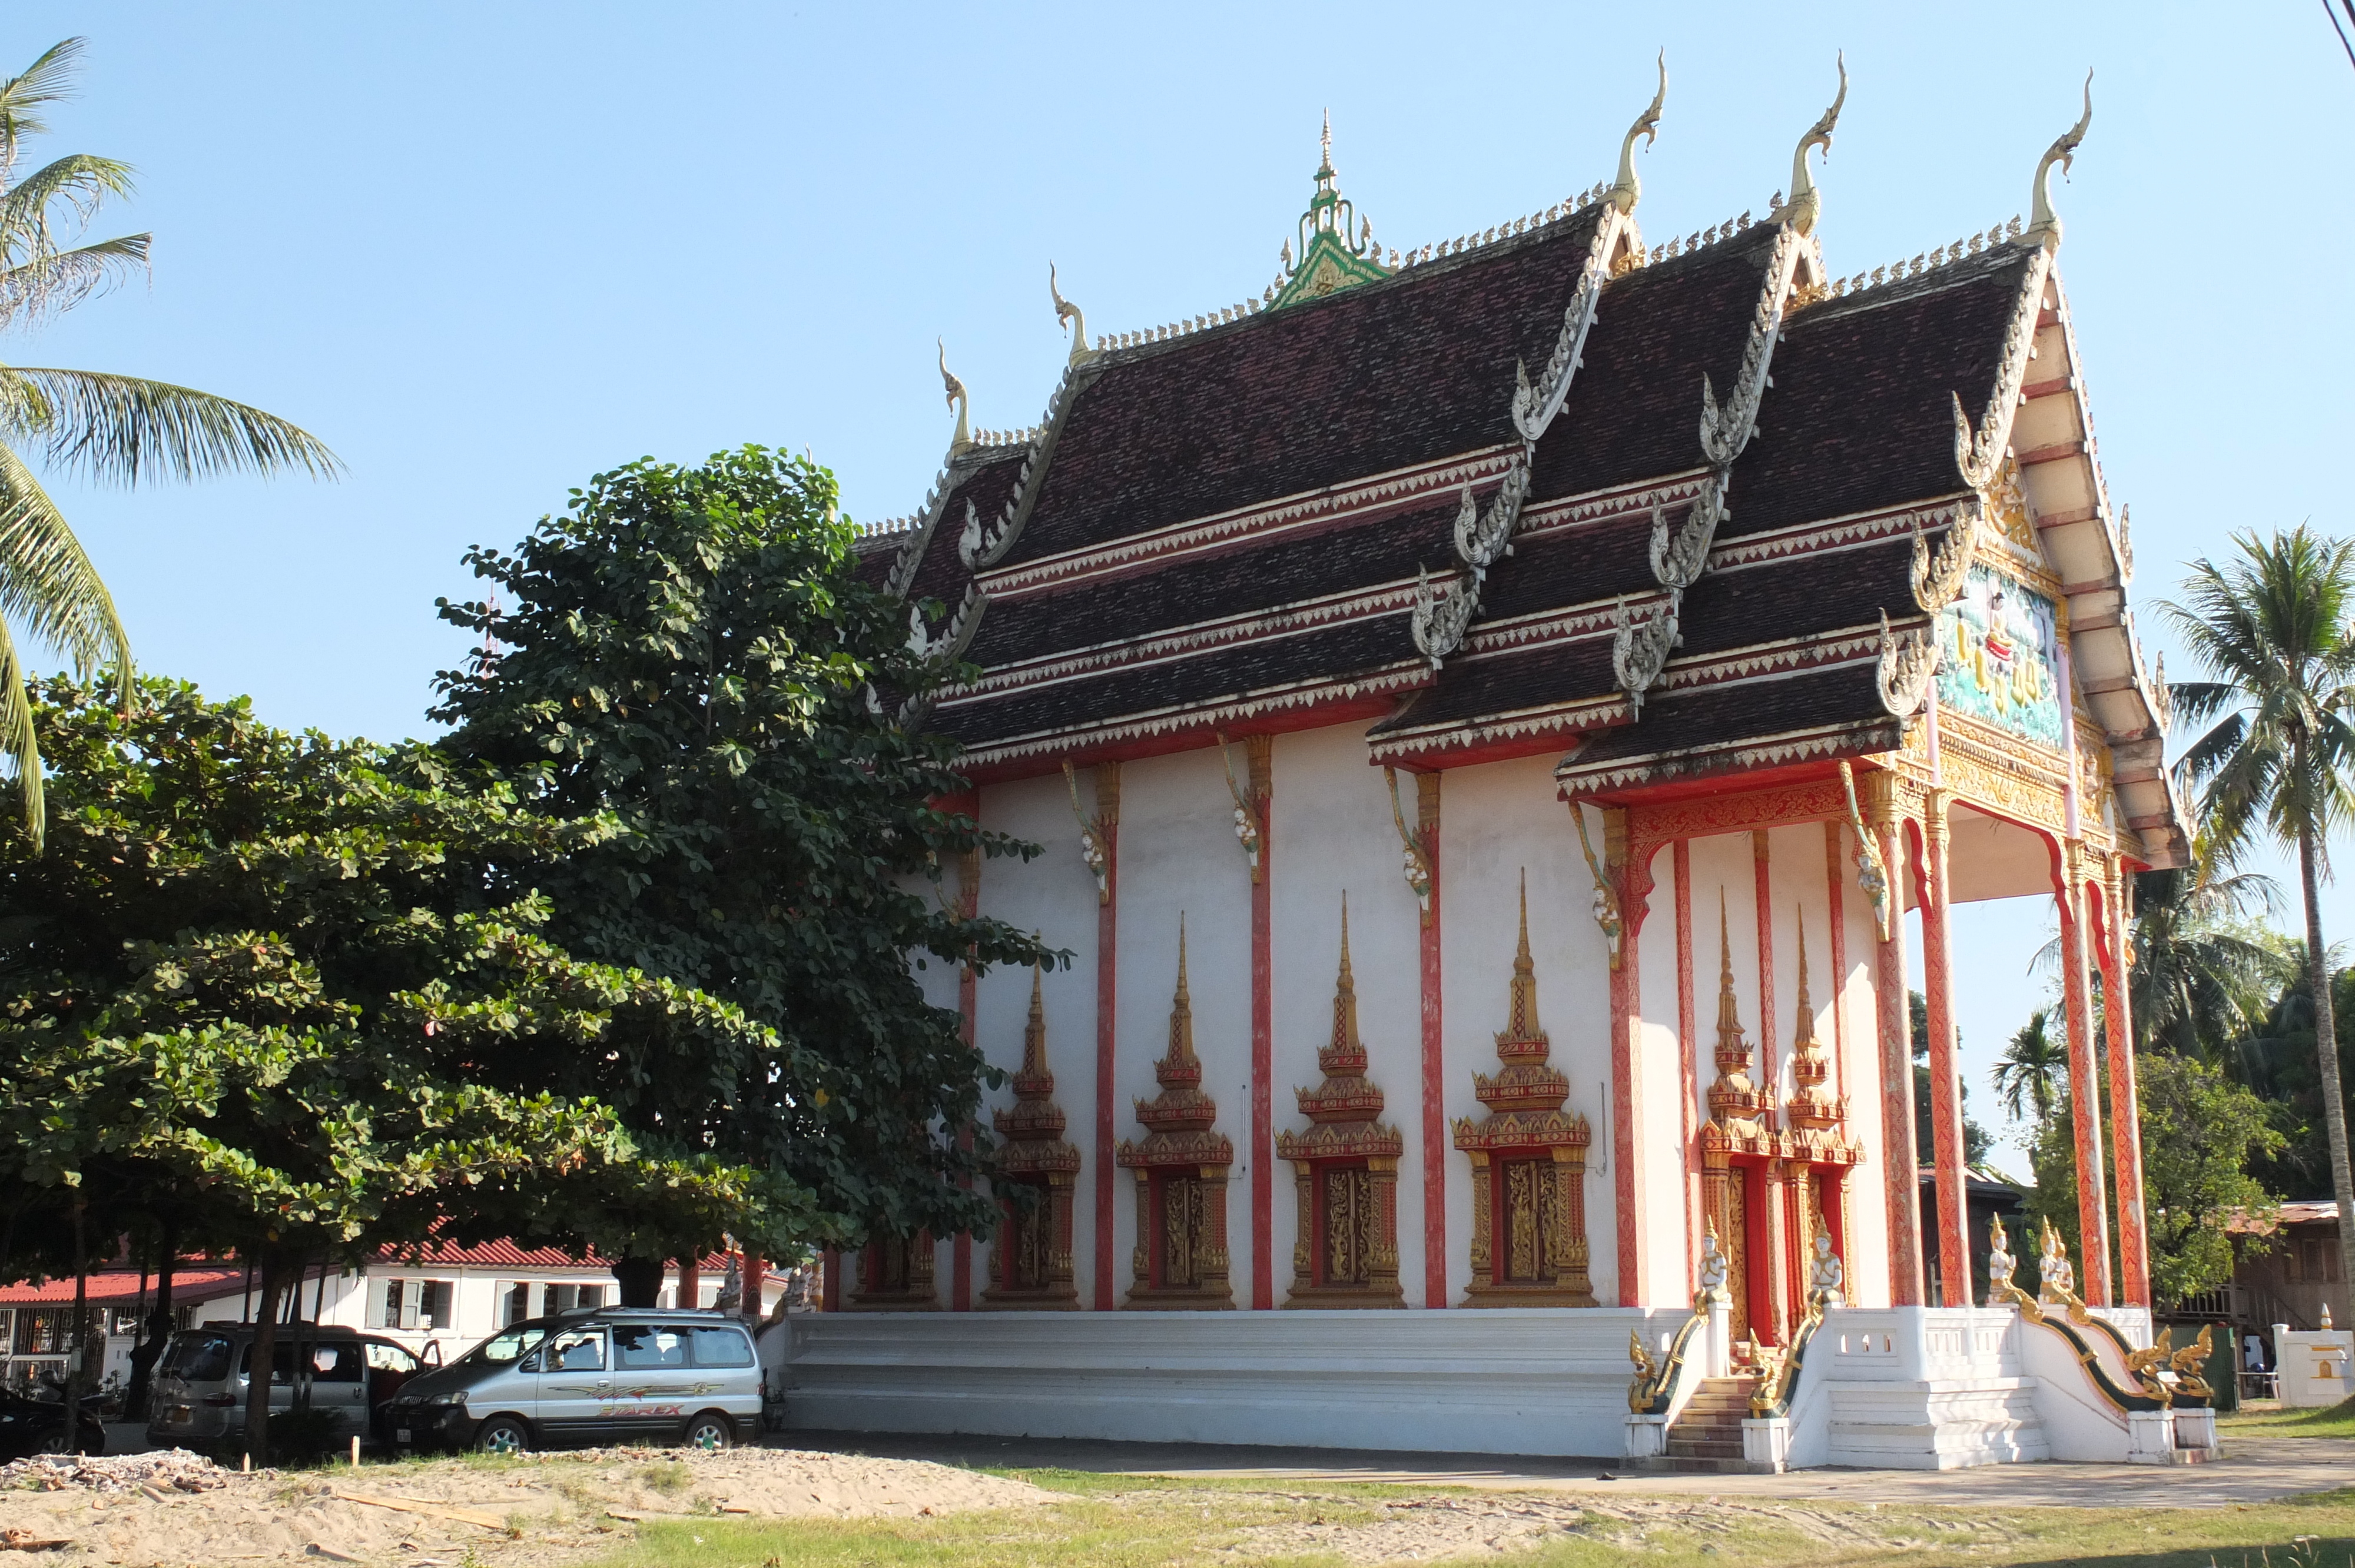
1268;112;1393;312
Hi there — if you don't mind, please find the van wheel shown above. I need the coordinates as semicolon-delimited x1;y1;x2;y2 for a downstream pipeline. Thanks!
681;1411;733;1451
473;1417;530;1456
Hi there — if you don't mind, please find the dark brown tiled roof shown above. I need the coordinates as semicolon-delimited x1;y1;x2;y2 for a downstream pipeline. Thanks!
1723;248;2032;539
1002;208;1608;567
1559;660;1900;781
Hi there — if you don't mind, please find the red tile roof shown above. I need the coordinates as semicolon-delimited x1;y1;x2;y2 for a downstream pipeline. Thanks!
0;1267;245;1306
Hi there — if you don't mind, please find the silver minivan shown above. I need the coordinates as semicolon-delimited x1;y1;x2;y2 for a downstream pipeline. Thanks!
379;1309;761;1454
145;1324;429;1449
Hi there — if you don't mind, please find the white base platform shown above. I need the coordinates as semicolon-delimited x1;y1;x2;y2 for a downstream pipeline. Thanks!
767;1307;1686;1459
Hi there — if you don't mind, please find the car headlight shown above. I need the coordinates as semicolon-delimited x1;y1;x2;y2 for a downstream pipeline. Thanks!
426;1391;467;1407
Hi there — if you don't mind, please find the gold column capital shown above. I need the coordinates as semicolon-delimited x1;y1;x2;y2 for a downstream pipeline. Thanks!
1922;788;1953;848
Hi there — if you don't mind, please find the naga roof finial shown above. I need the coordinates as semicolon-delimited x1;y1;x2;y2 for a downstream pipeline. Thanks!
1608;52;1667;215
2024;71;2094;252
1049;261;1092;367
938;338;970;453
1773;52;1846;238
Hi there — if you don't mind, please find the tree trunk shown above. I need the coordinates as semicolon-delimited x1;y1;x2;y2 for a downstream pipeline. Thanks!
2300;822;2355;1301
244;1253;290;1469
612;1256;664;1308
61;1200;87;1450
122;1232;174;1417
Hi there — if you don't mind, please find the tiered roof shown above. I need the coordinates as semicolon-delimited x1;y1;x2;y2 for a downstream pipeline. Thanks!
860;69;2182;865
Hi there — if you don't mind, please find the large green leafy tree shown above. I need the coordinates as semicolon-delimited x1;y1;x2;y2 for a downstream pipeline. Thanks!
2165;526;2355;1297
432;447;1052;1290
0;677;794;1458
0;41;336;842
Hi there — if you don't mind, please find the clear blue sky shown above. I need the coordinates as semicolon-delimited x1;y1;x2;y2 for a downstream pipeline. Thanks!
9;2;2352;1178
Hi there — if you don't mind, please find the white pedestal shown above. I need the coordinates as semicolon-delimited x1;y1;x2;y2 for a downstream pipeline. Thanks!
1704;1301;1732;1378
1742;1416;1792;1473
2173;1406;2218;1457
1624;1413;1669;1463
2274;1324;2355;1408
2125;1408;2177;1464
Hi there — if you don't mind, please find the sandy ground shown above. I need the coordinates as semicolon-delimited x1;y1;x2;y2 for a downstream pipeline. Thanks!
0;1447;1052;1566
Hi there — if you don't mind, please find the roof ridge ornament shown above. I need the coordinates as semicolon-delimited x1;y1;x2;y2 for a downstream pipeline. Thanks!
1267;111;1394;311
1049;263;1094;367
1771;52;1847;239
938;338;971;454
2023;71;2094;252
1606;52;1667;215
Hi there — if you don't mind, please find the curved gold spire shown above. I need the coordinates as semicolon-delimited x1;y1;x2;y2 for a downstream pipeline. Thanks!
1607;52;1668;215
1049;261;1091;366
1791;903;1814;1048
937;338;970;453
1714;891;1743;1044
2025;71;2094;252
1774;52;1847;238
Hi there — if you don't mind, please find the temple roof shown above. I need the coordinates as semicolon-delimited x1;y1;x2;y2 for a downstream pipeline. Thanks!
865;101;2185;868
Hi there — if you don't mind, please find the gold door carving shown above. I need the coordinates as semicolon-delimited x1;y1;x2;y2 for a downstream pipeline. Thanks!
1117;919;1235;1309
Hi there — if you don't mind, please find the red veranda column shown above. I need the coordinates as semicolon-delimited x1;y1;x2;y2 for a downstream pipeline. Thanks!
1916;793;1970;1307
2055;837;2113;1304
2099;852;2151;1308
1606;806;1648;1307
1412;771;1448;1310
1866;772;1923;1306
1087;763;1122;1310
1247;737;1275;1311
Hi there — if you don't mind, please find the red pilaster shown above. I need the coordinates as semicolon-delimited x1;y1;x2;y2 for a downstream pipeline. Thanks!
1917;798;1970;1307
1248;739;1275;1311
1607;808;1647;1307
1752;832;1777;1114
2097;854;2151;1307
951;819;980;1314
2055;838;2114;1304
1869;782;1924;1306
741;1254;765;1320
1822;820;1849;1104
1674;839;1699;1293
1416;773;1448;1310
820;1250;841;1313
1760;1160;1792;1343
1090;764;1122;1311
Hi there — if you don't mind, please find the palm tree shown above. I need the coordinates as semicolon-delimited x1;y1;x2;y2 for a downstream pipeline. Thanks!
2165;526;2355;1294
1993;1008;2065;1124
2129;856;2295;1064
0;39;336;844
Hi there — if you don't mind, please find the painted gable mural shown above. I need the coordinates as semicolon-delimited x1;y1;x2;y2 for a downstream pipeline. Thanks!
1936;564;2064;751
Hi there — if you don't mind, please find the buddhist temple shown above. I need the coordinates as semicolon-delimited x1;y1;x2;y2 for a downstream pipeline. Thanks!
782;64;2199;1469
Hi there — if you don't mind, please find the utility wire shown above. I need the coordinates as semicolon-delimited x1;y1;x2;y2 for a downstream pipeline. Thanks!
2328;0;2355;72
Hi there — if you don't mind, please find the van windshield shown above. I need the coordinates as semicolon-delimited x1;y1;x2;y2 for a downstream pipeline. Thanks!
460;1324;549;1368
161;1333;233;1382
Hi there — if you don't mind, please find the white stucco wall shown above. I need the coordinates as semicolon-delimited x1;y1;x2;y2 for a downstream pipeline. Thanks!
1836;820;1895;1308
1268;722;1429;1304
1113;746;1258;1303
974;768;1106;1304
1436;754;1614;1305
1633;840;1686;1302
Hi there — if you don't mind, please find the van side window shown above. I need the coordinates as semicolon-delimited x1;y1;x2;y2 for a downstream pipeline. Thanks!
310;1343;363;1383
688;1327;754;1368
613;1326;688;1368
545;1328;605;1372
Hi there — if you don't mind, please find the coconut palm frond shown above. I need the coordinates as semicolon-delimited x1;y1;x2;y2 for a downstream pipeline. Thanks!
0;39;85;171
0;609;44;851
0;437;127;678
1993;1008;2064;1123
0;152;137;243
0;365;341;485
0;234;149;331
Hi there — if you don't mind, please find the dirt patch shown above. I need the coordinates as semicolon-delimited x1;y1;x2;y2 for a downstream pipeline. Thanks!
0;1446;1053;1566
1223;1493;2031;1563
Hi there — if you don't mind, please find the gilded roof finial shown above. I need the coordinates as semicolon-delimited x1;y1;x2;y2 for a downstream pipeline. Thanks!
1773;51;1847;239
938;338;971;453
1022;959;1050;1078
1320;107;1334;178
1169;912;1196;1065
1507;869;1540;1038
1792;903;1814;1048
1330;892;1363;1061
1268;112;1390;311
1715;891;1743;1044
1049;262;1093;367
1607;52;1667;215
2024;71;2094;253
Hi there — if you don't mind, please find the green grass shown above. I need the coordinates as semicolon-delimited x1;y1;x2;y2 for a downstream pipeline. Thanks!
2223;1397;2355;1441
578;1476;2355;1568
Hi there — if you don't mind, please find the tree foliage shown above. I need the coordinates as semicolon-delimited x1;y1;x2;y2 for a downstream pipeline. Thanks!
430;447;1052;1250
0;677;794;1456
2165;526;2355;1295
